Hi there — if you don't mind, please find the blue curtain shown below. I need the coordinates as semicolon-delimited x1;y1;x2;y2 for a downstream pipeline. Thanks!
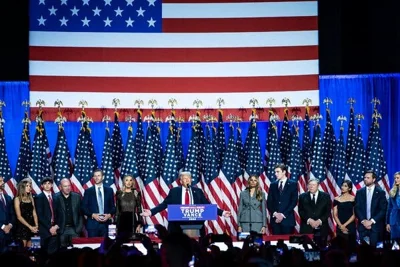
319;74;400;183
0;82;29;175
1;75;399;184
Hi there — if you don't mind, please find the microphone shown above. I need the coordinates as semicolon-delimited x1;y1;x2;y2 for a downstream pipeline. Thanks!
185;184;191;189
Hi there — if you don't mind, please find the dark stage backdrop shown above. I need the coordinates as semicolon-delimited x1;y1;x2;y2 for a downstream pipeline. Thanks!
0;74;399;185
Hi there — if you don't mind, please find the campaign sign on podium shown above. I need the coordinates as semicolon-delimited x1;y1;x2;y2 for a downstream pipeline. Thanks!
168;204;217;238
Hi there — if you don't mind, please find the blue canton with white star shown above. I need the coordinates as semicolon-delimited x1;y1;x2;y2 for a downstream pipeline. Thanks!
30;0;162;32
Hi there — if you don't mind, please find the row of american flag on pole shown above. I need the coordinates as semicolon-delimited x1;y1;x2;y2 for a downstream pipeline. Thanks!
0;98;390;236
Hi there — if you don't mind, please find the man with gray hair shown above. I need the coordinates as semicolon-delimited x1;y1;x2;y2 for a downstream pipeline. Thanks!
298;178;331;248
141;171;231;236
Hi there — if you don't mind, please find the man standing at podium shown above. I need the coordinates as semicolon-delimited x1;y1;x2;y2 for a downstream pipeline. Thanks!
141;171;231;236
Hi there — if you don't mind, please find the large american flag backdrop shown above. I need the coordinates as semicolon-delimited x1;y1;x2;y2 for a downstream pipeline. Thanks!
29;0;319;119
27;0;322;234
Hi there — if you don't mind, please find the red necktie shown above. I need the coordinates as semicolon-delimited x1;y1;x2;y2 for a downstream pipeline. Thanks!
48;195;54;223
279;181;283;193
185;188;190;205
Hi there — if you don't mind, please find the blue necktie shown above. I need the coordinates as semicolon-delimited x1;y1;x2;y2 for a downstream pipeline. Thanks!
97;187;104;214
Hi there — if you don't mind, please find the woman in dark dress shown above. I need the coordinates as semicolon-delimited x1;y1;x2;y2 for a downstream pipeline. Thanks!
115;175;143;239
14;178;39;248
333;180;356;252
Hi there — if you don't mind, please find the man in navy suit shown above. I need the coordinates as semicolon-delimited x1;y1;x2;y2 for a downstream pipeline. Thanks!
0;176;15;253
267;163;298;235
34;177;59;254
355;170;388;247
141;171;231;236
82;169;116;237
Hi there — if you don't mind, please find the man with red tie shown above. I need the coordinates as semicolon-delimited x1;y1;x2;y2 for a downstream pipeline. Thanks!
141;171;231;237
34;177;59;255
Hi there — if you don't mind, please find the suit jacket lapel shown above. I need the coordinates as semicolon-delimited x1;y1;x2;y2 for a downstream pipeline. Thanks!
280;181;287;195
71;194;77;209
59;194;66;212
370;187;378;210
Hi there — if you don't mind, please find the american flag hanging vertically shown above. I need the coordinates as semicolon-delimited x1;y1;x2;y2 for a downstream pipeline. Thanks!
143;117;164;226
264;111;281;185
302;106;312;181
309;123;324;181
175;121;184;174
236;126;246;182
29;114;52;195
345;105;356;167
159;113;179;226
365;111;390;198
202;125;224;234
287;124;304;233
101;124;116;192
161;113;179;189
73;112;99;190
216;110;226;170
184;122;202;185
0;110;15;197
279;108;291;165
322;109;340;198
28;0;319;120
14;112;33;190
219;125;241;236
134;109;146;191
346;121;366;193
52;122;80;193
111;112;124;190
329;126;346;192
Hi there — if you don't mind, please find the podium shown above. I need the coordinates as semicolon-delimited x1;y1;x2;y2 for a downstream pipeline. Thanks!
168;204;217;238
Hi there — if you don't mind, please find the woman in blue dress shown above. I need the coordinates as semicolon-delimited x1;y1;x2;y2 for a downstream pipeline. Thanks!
386;171;400;242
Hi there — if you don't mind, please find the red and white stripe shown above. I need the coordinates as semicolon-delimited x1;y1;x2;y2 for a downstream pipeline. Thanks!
29;0;318;120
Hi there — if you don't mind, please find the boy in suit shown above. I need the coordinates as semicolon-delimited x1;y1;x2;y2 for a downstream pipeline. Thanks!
141;171;231;237
355;170;387;247
267;163;298;235
82;169;116;237
34;177;59;255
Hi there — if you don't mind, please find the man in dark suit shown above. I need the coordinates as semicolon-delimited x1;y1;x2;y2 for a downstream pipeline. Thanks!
141;171;231;237
82;169;116;237
267;163;298;235
355;170;388;247
54;178;83;249
34;177;59;255
0;176;15;253
298;178;331;248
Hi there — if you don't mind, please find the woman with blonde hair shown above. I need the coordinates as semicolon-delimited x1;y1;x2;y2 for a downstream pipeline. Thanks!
386;171;400;242
14;178;39;248
237;175;267;234
115;174;143;238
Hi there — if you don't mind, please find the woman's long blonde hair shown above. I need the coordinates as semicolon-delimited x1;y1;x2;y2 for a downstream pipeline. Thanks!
121;174;138;198
16;177;34;202
389;171;400;198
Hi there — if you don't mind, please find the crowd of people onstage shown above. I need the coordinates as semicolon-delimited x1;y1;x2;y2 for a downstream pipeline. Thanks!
0;164;400;266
